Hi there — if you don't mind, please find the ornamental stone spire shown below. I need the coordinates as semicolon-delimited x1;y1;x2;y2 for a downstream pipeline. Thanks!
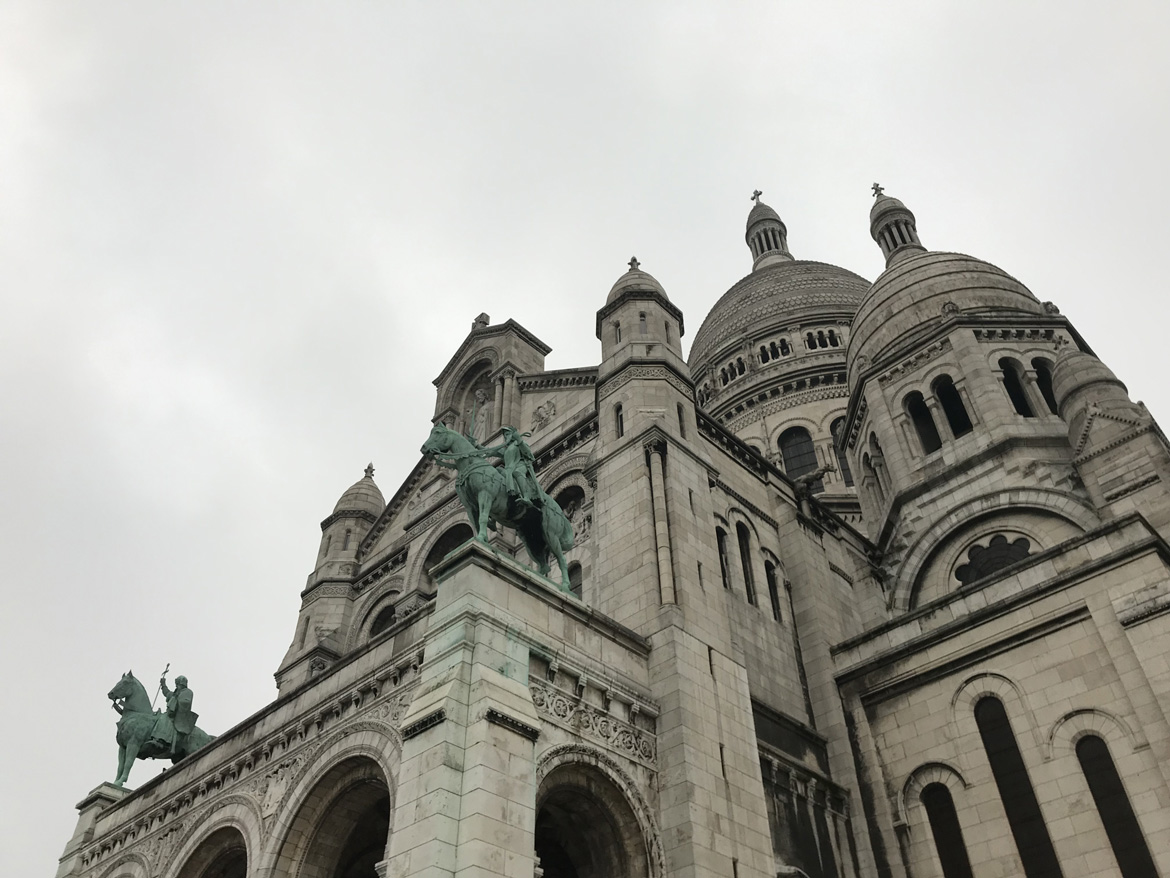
745;189;792;271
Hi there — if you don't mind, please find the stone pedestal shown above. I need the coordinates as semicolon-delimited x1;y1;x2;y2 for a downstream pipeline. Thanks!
55;783;128;878
384;541;544;878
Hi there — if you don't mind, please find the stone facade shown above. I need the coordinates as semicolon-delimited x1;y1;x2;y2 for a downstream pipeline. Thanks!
58;193;1170;878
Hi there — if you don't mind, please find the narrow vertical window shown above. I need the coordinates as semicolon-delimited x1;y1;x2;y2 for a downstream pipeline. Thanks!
974;696;1063;878
817;330;827;348
639;312;647;334
1032;359;1060;415
1075;735;1158;878
806;332;816;349
831;417;854;487
736;357;745;376
567;562;583;599
779;339;790;356
906;391;943;454
664;321;671;343
779;427;821;490
677;403;686;438
828;329;839;346
323;534;332;556
614;321;621;343
759;345;769;363
716;528;731;591
736;523;756;605
614;403;624;438
765;561;782;622
343;528;352;551
770;341;780;359
1000;358;1035;417
933;375;973;437
921;783;974;878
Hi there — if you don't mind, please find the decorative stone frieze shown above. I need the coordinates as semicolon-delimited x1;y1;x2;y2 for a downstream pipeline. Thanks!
529;679;657;768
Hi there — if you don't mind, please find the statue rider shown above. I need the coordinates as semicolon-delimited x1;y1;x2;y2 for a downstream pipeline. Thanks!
157;673;198;758
479;426;542;511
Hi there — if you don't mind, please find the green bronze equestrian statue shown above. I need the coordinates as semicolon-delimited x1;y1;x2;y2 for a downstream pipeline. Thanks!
107;670;215;786
420;422;575;589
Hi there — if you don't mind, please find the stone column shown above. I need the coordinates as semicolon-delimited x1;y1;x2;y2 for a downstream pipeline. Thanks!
645;440;676;604
493;377;505;434
501;371;517;430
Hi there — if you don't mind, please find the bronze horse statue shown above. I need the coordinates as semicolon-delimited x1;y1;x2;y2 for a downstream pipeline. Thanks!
420;423;574;589
107;671;215;786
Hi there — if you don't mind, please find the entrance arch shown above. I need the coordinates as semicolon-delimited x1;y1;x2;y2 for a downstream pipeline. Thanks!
174;827;247;878
535;761;651;878
277;755;392;878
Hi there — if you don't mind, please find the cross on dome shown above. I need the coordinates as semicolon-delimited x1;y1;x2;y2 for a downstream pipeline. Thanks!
751;189;763;204
872;182;884;198
628;256;640;271
364;463;375;479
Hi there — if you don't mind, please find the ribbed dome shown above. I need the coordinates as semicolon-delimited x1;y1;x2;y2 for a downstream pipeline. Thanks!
688;261;870;370
1051;348;1128;414
606;262;669;304
333;466;384;517
747;200;781;228
847;252;1045;377
869;193;908;224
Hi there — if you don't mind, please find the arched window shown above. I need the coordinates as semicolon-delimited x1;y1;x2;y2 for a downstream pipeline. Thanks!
831;417;854;487
639;312;647;334
770;341;780;360
736;523;756;605
721;369;729;386
759;345;770;363
779;427;821;489
817;330;827;348
905;391;942;454
1032;358;1059;415
828;329;839;347
974;696;1062;878
1075;735;1158;878
806;332;816;350
615;403;624;438
343;528;352;551
920;783;974;878
1000;358;1035;417
614;321;621;343
369;604;397;638
736;357;745;376
765;561;782;622
716;527;731;591
567;562;583;599
779;338;790;356
677;402;687;438
933;375;973;437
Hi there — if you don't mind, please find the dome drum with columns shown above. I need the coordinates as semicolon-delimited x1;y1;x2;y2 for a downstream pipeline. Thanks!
58;185;1170;878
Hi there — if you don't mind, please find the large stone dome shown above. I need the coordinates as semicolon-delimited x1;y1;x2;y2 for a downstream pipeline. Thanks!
688;260;870;370
847;251;1045;378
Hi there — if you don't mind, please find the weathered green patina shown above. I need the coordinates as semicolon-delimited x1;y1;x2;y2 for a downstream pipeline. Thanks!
107;671;215;786
420;422;574;589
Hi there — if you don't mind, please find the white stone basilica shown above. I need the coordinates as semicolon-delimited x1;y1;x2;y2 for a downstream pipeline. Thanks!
58;190;1170;878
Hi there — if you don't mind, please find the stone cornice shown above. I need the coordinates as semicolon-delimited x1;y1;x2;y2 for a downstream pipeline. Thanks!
319;508;378;532
518;368;598;392
357;457;432;561
596;359;694;401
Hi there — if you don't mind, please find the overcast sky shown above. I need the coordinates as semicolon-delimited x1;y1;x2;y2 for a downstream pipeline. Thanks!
3;3;1169;873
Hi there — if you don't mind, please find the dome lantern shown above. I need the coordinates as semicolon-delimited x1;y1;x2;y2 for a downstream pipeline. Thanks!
870;183;925;267
746;190;793;271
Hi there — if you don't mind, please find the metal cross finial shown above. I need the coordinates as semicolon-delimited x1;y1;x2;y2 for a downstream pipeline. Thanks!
628;256;640;271
364;462;375;479
751;189;763;204
872;183;884;198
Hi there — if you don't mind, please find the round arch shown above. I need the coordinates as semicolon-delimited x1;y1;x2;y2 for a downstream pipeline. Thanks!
96;853;151;878
891;488;1100;611
535;745;663;878
1046;707;1144;761
162;798;261;878
266;724;401;878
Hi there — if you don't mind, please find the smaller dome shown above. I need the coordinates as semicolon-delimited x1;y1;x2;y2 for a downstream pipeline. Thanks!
869;192;908;224
747;200;781;228
1051;349;1129;414
333;464;384;517
606;257;669;304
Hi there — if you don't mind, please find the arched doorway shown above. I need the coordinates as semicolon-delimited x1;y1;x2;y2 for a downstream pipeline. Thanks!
175;827;247;878
535;763;650;878
279;756;392;878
